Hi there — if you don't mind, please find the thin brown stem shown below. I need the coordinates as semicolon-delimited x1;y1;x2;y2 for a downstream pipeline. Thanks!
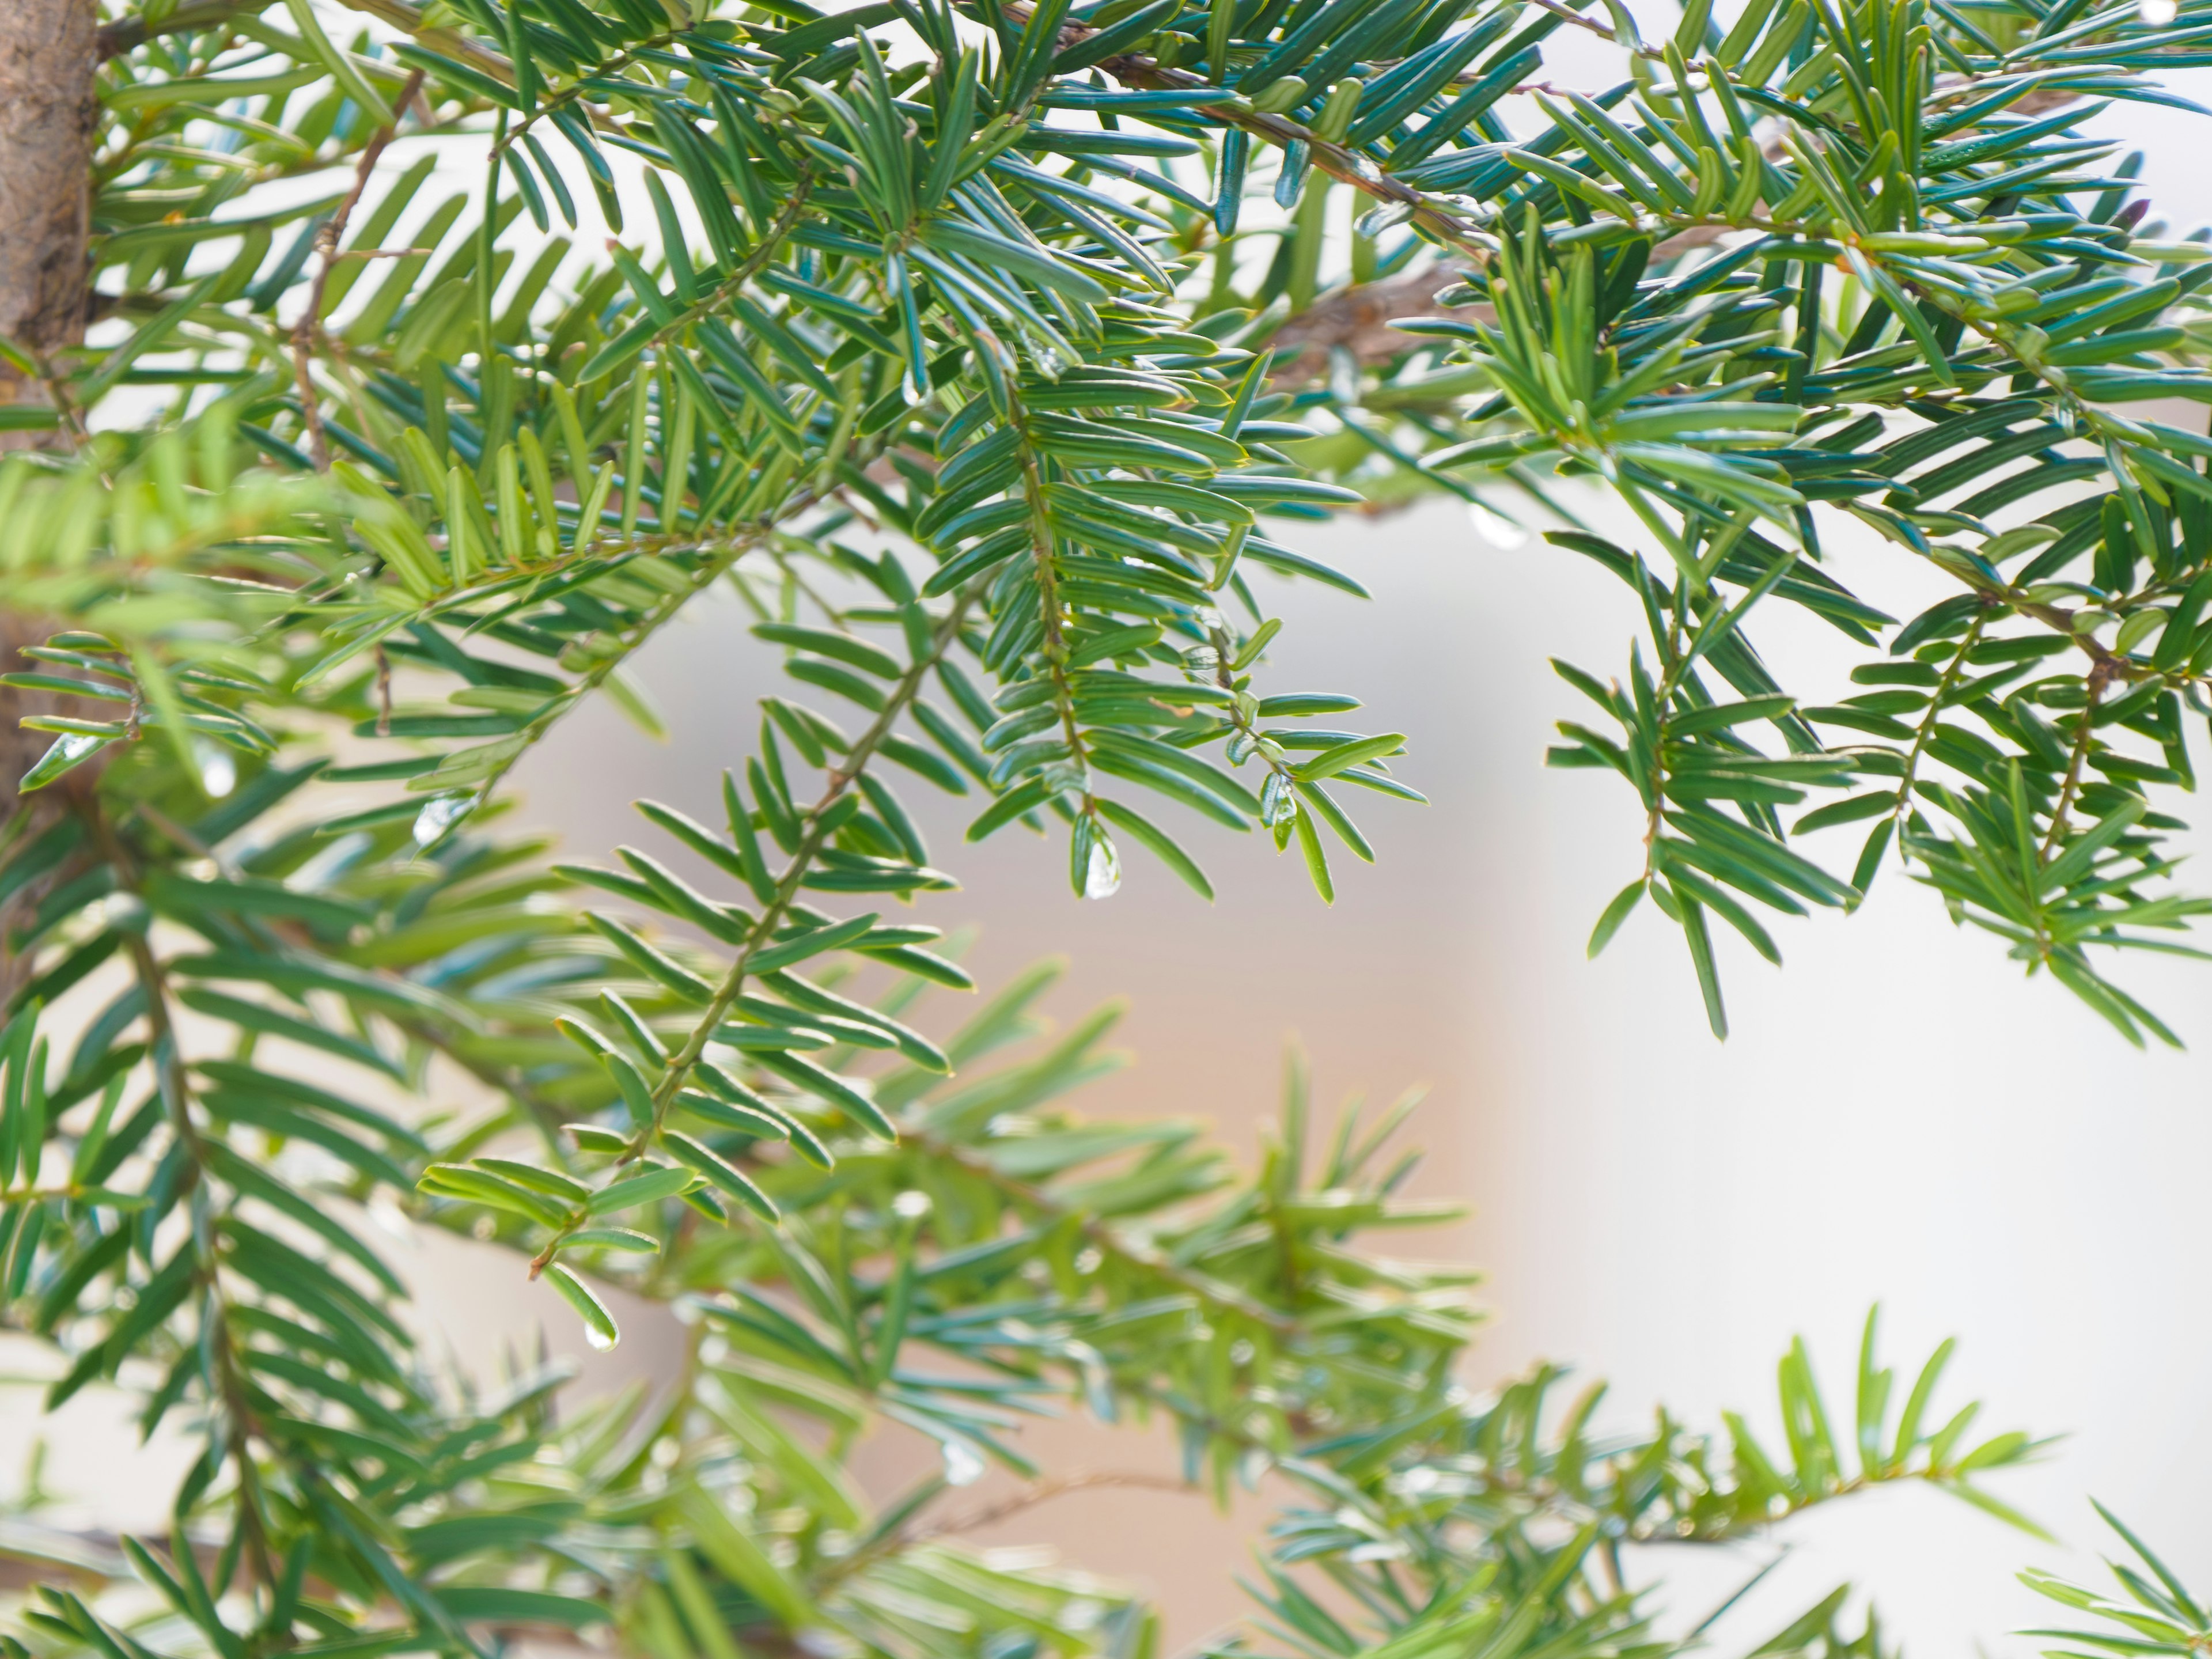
292;70;425;471
456;516;804;824
1883;614;1987;870
29;348;96;458
488;30;680;157
84;805;280;1596
1520;0;1645;50
1010;411;1094;841
996;0;1496;264
607;172;819;368
912;1472;1199;1541
2043;660;2111;859
909;1125;1300;1334
96;2;242;61
637;591;980;1132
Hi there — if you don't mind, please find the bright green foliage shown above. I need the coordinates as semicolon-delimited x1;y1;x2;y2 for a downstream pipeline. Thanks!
36;0;2212;1050
1422;56;2212;1039
0;0;2194;1655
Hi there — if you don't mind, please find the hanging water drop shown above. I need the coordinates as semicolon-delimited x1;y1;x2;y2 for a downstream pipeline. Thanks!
51;733;101;768
1084;834;1122;900
413;794;467;844
196;740;235;799
1467;500;1529;550
941;1439;986;1486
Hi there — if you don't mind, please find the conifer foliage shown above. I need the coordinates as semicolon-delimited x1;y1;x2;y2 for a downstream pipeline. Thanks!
0;0;2204;1656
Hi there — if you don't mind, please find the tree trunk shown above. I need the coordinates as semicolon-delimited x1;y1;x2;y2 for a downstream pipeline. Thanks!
0;1;97;998
0;0;96;427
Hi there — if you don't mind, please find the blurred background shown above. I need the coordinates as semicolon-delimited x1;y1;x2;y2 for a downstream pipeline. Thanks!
13;10;2212;1655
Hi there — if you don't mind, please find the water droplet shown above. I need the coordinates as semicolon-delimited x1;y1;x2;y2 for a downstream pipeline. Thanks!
583;1322;618;1353
892;1189;933;1219
1467;500;1528;550
412;794;467;844
1260;772;1299;827
2142;0;2177;21
196;741;235;799
1032;336;1073;378
1084;835;1121;900
1227;730;1257;766
942;1440;986;1486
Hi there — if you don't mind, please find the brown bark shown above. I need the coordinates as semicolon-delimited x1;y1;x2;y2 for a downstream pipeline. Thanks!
0;0;96;425
1264;268;1476;387
0;2;99;998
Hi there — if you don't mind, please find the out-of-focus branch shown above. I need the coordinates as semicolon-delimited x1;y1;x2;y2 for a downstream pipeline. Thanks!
95;1;240;60
1265;268;1476;384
